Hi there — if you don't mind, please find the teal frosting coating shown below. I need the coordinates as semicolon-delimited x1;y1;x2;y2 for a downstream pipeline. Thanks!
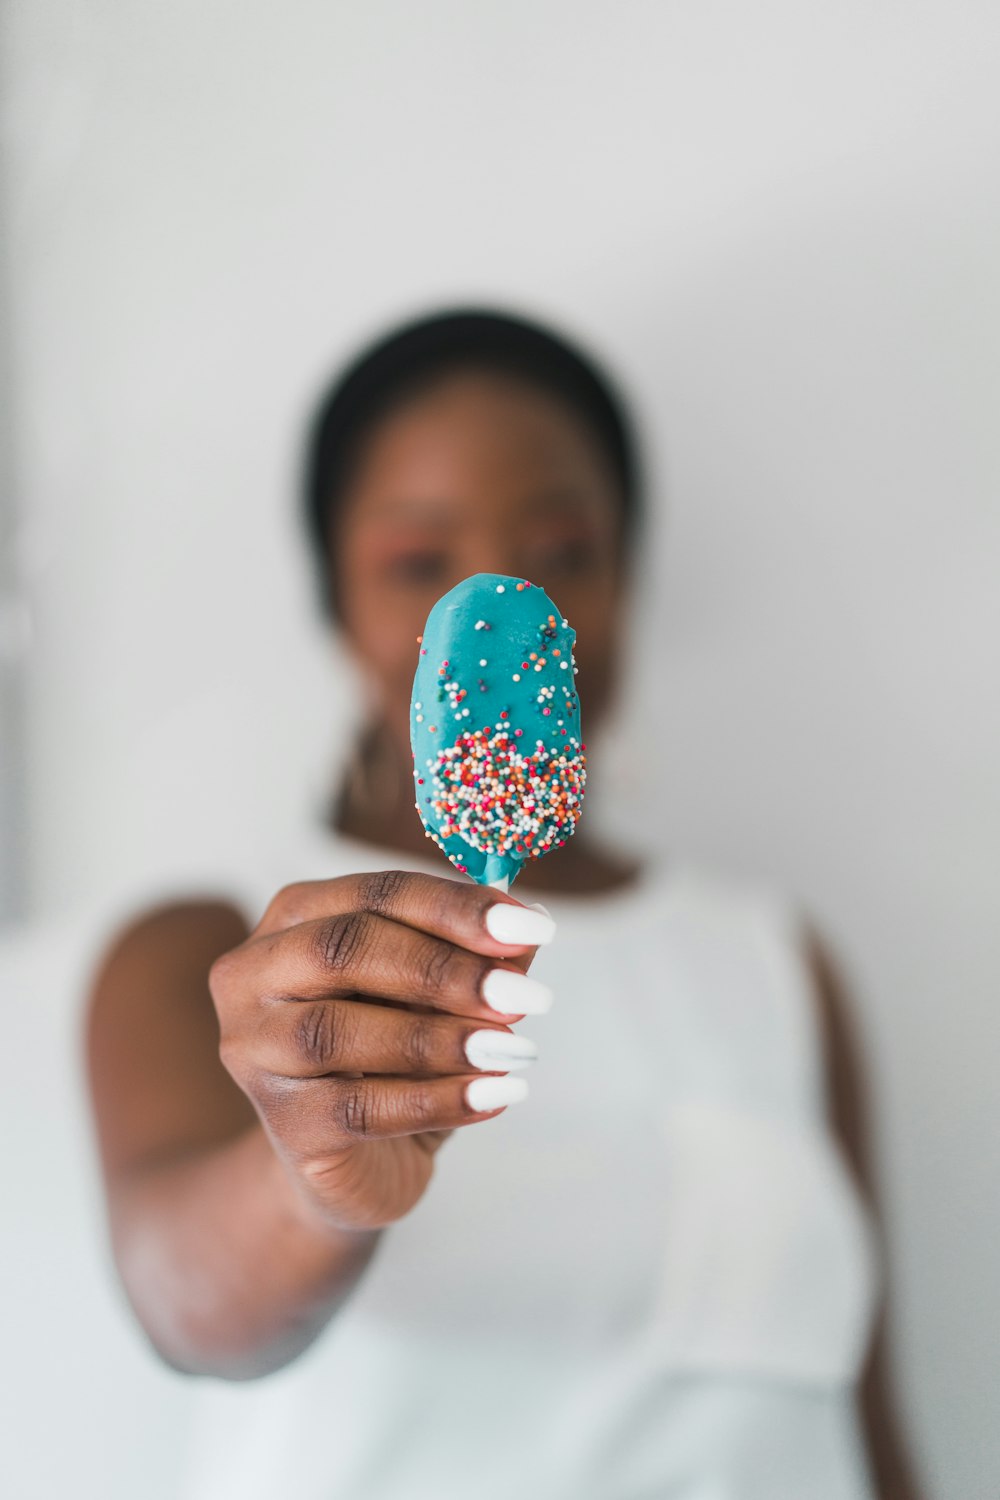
410;573;585;886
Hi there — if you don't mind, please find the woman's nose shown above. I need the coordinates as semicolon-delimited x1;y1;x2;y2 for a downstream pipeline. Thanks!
458;533;522;581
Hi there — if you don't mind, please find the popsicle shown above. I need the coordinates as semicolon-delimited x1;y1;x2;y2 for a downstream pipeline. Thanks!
410;573;586;889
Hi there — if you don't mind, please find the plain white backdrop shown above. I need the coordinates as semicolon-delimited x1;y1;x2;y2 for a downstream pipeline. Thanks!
2;3;998;1496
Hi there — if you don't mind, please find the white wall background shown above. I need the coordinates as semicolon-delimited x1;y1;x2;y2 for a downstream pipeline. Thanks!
2;3;998;1496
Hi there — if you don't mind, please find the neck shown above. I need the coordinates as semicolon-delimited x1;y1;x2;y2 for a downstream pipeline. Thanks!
330;721;644;897
332;721;432;862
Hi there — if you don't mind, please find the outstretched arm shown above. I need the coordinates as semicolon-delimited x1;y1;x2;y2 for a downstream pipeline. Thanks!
86;873;548;1380
86;899;382;1380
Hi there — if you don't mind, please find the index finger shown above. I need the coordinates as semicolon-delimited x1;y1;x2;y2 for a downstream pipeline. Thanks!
254;869;556;956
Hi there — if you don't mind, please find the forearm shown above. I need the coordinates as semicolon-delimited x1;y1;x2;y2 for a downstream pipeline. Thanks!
109;1124;381;1379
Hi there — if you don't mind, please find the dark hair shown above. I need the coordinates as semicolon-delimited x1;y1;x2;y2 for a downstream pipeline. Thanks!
302;307;641;616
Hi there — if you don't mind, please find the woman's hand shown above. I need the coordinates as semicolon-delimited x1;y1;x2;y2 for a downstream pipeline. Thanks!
209;870;555;1232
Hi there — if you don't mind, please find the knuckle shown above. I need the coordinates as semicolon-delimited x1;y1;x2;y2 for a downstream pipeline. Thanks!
293;1001;340;1070
404;1082;437;1130
339;1079;377;1139
403;1014;435;1073
267;881;310;927
207;947;242;1008
429;877;477;929
416;937;459;996
359;868;409;919
242;1067;285;1117
313;911;371;976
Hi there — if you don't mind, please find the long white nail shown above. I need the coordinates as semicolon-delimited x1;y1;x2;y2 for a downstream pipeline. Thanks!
482;968;554;1016
485;903;557;946
528;901;554;919
466;1074;530;1112
464;1029;538;1071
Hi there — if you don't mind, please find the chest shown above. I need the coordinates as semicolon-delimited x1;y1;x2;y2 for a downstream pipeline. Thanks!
344;892;875;1385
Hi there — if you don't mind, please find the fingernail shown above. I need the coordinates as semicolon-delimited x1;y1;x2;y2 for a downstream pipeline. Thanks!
464;1029;538;1071
484;903;557;946
482;968;554;1016
528;901;554;919
466;1074;530;1112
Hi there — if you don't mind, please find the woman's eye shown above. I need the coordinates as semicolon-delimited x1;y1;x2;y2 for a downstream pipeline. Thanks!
386;551;450;584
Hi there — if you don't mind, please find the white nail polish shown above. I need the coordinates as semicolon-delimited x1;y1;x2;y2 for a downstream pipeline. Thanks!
485;903;557;946
464;1029;539;1071
482;968;554;1016
466;1074;530;1112
528;901;554;920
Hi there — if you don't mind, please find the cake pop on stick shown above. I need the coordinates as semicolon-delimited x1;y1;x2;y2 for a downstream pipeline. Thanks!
410;573;586;890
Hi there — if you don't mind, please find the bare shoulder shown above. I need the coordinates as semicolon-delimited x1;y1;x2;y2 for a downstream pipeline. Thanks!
86;896;256;1179
92;895;251;982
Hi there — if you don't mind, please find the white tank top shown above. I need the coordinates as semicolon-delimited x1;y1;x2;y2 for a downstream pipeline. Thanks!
182;828;880;1500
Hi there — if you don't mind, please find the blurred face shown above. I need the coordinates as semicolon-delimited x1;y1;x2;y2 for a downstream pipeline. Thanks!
331;371;629;752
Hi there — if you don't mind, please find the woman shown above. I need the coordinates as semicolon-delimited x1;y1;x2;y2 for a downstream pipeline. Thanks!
86;309;920;1498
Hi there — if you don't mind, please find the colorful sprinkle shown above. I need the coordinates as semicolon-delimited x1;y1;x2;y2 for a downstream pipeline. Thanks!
422;728;586;862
